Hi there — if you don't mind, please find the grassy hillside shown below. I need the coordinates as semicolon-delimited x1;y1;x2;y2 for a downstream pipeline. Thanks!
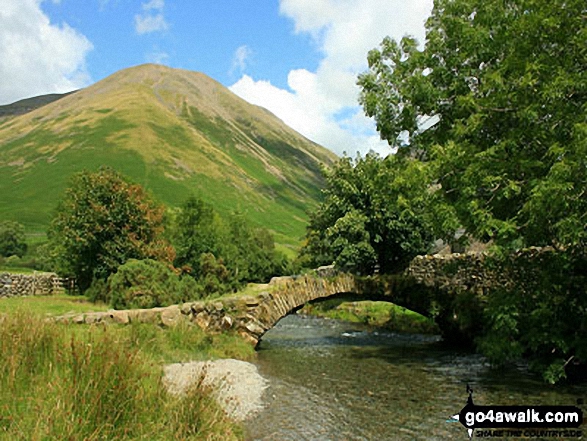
0;64;337;249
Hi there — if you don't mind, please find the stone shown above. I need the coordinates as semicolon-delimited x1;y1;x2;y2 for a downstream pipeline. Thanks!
190;301;205;313
221;315;233;330
136;309;161;324
244;321;265;337
212;302;224;312
84;312;104;324
194;311;211;330
244;297;260;307
180;303;193;315
161;305;182;327
109;310;130;324
72;314;85;324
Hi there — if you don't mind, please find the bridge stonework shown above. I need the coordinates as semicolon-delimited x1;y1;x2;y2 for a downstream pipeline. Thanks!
57;248;555;345
57;273;356;346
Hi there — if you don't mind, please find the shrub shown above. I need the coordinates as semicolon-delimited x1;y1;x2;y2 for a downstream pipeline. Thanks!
0;221;27;258
107;259;181;309
105;259;210;309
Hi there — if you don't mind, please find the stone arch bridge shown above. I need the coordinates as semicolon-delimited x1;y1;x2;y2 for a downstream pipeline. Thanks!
61;249;520;345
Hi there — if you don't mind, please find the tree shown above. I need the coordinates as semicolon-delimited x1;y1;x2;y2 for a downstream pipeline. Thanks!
301;153;456;274
358;0;586;248
48;168;174;291
173;195;223;276
172;196;288;290
0;221;27;258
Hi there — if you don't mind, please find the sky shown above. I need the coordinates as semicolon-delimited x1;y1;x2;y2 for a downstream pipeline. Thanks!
0;0;434;156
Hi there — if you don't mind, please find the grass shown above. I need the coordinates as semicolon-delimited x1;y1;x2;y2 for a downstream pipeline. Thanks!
0;292;255;362
0;65;335;249
0;311;253;440
0;294;110;316
301;298;440;334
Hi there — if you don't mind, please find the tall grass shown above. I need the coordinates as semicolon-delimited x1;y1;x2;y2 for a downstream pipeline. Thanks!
0;313;244;440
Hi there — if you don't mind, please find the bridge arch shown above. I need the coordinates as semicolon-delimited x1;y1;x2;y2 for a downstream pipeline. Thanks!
235;274;357;345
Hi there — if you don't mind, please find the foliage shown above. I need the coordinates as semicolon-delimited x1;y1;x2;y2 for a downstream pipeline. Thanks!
301;153;457;274
0;313;244;440
174;195;222;275
197;252;231;295
103;259;205;309
0;221;27;258
47;168;174;291
173;195;289;292
358;0;586;248
477;248;587;384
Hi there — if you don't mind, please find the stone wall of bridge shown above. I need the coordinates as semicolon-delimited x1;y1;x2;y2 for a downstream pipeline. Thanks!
57;273;356;346
55;247;559;346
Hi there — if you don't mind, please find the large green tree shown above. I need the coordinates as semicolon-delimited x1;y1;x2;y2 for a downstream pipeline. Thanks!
173;196;288;290
358;0;586;248
302;153;457;274
48;168;174;291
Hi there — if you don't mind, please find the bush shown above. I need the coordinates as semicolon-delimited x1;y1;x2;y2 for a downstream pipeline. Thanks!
105;259;210;309
3;255;22;268
477;247;587;383
0;221;27;258
107;259;182;309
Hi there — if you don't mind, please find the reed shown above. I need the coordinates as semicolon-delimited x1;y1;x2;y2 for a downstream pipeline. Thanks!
0;313;243;440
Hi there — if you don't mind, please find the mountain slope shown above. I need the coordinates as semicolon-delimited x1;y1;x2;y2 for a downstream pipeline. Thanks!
0;64;337;249
0;92;74;119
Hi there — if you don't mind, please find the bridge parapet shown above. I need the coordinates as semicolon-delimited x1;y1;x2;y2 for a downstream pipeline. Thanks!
56;273;357;346
55;247;559;346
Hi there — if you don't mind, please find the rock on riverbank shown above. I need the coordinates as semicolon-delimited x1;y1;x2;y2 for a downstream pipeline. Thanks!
163;359;268;421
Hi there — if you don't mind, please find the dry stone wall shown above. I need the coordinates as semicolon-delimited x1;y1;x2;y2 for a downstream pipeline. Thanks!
406;246;555;295
0;272;64;298
56;273;356;346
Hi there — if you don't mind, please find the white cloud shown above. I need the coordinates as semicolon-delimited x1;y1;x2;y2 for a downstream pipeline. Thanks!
230;45;252;74
146;49;169;65
0;0;93;105
230;0;433;156
135;0;168;35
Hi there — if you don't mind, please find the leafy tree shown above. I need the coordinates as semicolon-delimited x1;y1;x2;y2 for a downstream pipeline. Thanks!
48;168;174;291
358;0;586;248
0;221;27;258
302;153;456;274
197;252;231;295
173;195;223;276
173;196;288;291
222;211;288;284
358;0;586;382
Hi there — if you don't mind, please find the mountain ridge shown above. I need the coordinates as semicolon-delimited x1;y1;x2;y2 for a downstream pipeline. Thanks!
0;64;337;249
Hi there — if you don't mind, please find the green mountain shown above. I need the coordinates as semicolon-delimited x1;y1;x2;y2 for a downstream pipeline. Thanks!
0;64;337;250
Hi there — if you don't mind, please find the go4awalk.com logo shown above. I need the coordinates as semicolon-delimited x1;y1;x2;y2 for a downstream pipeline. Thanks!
448;386;584;439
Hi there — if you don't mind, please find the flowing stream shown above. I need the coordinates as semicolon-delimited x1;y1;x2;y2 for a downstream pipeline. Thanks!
244;314;586;440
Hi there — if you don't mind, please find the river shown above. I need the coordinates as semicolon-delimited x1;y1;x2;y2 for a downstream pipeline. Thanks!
244;314;586;440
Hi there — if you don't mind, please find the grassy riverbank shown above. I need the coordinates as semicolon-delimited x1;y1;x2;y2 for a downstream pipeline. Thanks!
301;298;439;334
0;311;254;440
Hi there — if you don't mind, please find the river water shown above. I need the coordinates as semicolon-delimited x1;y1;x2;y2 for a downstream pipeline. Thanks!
244;314;586;440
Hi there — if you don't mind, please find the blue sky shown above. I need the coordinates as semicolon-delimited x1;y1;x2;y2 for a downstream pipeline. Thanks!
0;0;434;156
